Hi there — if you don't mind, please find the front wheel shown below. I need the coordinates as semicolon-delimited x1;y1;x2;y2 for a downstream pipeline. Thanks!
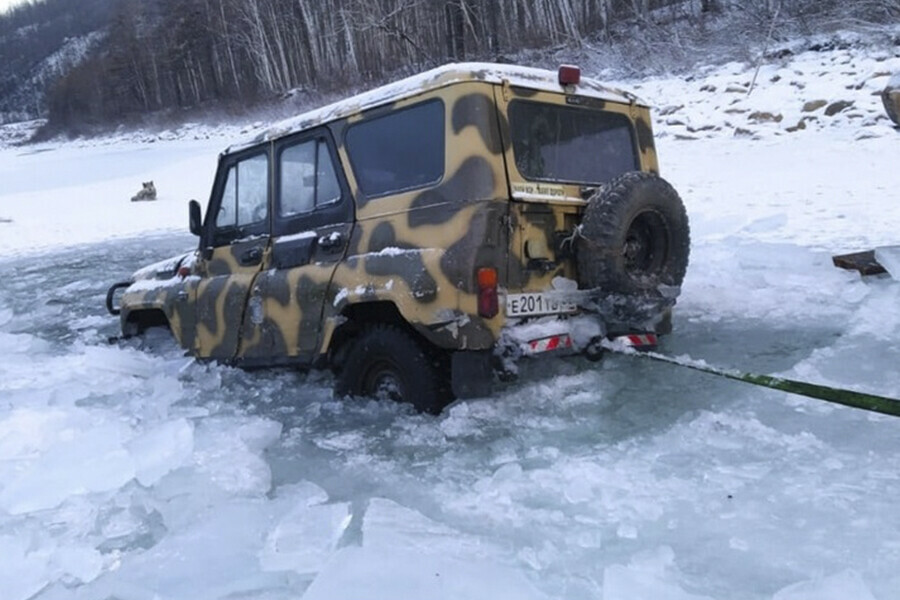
334;324;451;414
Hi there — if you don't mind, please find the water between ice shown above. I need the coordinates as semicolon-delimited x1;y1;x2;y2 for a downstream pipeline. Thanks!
0;233;898;600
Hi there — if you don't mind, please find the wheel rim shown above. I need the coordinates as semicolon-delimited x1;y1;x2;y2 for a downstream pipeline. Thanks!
361;360;405;403
623;210;668;276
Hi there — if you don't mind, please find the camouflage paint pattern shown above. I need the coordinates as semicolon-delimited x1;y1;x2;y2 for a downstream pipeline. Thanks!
118;65;660;365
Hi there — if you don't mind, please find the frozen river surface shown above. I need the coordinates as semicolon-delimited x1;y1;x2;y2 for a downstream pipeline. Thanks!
1;40;900;600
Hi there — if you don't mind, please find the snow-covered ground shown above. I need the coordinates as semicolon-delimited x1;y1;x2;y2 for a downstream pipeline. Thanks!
1;40;899;600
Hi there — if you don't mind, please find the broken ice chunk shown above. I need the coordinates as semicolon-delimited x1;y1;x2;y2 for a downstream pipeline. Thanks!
874;245;900;280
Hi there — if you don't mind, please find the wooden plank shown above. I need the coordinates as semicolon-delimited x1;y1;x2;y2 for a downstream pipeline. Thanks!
832;250;887;276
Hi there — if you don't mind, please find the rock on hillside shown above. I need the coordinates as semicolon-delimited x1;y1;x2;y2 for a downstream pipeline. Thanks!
630;39;900;141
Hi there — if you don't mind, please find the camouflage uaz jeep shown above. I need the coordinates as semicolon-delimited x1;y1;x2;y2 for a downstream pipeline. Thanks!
107;63;690;413
884;72;900;127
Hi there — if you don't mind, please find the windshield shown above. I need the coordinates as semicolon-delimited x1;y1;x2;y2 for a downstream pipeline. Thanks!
509;100;638;185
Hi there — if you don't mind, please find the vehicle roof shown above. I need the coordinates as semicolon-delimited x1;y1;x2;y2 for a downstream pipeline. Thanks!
227;62;643;154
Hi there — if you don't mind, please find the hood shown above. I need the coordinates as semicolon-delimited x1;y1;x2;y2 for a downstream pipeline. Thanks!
130;251;196;282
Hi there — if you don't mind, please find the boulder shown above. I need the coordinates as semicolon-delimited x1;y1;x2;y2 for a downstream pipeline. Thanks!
801;100;827;112
824;100;854;116
748;111;783;123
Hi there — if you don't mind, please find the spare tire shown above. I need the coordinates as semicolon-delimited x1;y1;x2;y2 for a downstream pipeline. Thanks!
577;172;690;321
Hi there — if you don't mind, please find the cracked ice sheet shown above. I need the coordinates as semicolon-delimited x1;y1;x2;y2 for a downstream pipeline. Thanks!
303;498;548;600
0;329;290;600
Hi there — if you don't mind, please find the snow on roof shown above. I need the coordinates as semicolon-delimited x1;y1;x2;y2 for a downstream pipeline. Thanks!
227;62;642;153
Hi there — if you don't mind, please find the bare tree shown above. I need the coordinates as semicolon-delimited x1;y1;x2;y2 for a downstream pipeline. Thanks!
31;0;899;132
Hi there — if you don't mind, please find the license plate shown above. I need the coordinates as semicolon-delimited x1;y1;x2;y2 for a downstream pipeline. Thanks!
505;292;578;317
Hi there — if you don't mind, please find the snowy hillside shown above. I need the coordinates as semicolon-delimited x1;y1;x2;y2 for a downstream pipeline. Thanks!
0;0;112;124
1;39;900;600
13;31;105;112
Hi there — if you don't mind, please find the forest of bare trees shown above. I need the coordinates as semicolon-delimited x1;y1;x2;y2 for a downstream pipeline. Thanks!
44;0;679;129
1;0;897;133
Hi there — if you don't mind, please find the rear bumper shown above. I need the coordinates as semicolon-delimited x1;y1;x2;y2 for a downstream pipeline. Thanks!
610;332;658;351
449;316;661;399
500;314;604;357
498;312;661;355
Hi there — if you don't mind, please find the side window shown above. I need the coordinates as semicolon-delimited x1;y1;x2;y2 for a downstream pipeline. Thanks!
216;166;237;228
345;100;444;199
215;153;269;231
279;138;341;217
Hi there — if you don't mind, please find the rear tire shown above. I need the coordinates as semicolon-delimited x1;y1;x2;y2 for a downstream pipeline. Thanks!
334;324;451;414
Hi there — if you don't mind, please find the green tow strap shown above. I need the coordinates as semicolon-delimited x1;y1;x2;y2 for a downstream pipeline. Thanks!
606;344;900;418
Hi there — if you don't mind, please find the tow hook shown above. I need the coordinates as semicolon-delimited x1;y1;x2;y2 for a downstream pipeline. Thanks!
105;281;132;316
584;337;605;362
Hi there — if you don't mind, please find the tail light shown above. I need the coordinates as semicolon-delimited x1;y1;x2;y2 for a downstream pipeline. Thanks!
477;267;498;318
558;65;581;86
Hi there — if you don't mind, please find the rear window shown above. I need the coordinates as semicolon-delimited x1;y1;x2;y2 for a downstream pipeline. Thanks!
509;100;638;185
345;100;445;199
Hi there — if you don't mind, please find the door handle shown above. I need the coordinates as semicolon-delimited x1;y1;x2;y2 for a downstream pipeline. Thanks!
318;232;344;250
239;246;263;266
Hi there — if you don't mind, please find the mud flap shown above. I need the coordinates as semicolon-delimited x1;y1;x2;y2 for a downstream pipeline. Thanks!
451;350;493;399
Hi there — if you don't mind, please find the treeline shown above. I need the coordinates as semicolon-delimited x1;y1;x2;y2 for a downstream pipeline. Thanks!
15;0;900;132
47;0;694;130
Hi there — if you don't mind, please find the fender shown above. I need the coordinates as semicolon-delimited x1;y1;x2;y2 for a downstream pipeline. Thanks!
118;278;194;348
322;207;508;354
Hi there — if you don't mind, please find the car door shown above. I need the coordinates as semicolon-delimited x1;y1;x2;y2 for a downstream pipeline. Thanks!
493;84;642;296
194;147;272;360
237;129;353;364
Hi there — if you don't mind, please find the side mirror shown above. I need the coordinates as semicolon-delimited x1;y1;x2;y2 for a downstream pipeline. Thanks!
189;200;202;236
